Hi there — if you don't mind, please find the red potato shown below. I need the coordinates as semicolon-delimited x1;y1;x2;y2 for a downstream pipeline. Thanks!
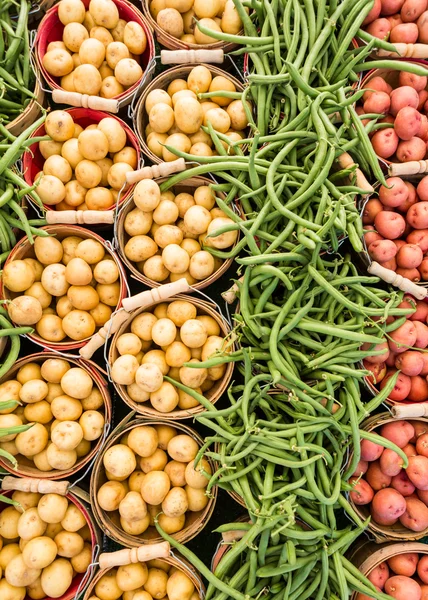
363;76;393;101
371;487;407;521
411;421;428;438
365;227;384;247
406;455;428;490
381;257;399;270
419;91;428;111
369;239;398;262
419;258;428;279
361;438;385;461
408;375;428;401
380;370;412;400
382;0;405;14
387;553;419;577
413;321;428;348
399;72;428;93
372;128;400;158
379;177;410;207
408;203;428;229
408;300;428;322
418;10;428;42
371;506;399;525
399;496;428;531
403;443;418;456
416;433;428;457
389;320;417;353
417;177;428;201
417;555;428;584
387;351;399;366
362;340;390;364
392;470;416;496
381;420;415;448
390;86;420;116
375;211;407;239
397;137;427;162
395;107;423;141
396;267;421;281
364;360;387;384
396;351;424;375
419;353;428;375
380;448;405;476
395;239;408;251
399;296;418;319
363;0;382;24
364;91;391;115
363;198;385;223
388;14;404;27
367;18;392;38
353;459;369;476
401;0;428;22
417;488;428;505
366;460;393;490
385;575;422;599
397;244;424;268
391;22;419;42
368;562;389;589
398;181;418;212
407;231;428;253
350;477;375;505
421;585;428;600
418;115;428;139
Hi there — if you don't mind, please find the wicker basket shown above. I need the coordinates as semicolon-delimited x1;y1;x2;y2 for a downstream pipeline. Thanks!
35;0;155;109
83;544;205;599
0;225;127;351
134;64;248;164
90;415;217;547
0;478;102;600
141;0;241;53
22;107;141;213
0;352;112;480
117;175;239;291
348;539;428;600
348;412;428;542
6;69;45;137
108;293;234;420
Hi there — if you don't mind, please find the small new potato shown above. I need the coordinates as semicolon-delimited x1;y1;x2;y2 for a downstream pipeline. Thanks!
103;444;137;478
162;487;188;517
140;470;171;505
43;48;74;78
22;536;57;570
119;491;148;522
150;381;179;413
61;503;86;532
40;558;73;599
3;260;35;292
15;423;48;457
5;554;41;587
111;354;139;385
51;420;84;450
79;410;104;441
168;434;199;463
9;296;42;326
98;480;127;511
115;58;143;87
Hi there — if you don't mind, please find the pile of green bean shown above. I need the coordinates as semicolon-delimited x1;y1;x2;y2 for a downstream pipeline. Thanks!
0;0;36;125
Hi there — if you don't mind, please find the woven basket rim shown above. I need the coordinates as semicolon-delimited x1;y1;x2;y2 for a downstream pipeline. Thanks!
90;416;217;547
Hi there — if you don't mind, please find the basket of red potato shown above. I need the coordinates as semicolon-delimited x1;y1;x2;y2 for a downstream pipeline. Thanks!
362;0;428;47
349;416;428;540
361;295;428;404
363;175;428;282
358;66;428;165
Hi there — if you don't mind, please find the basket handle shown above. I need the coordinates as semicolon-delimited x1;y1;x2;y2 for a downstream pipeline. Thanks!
79;308;130;360
388;160;428;176
125;158;186;184
45;210;115;225
376;42;428;59
391;403;428;418
51;90;119;114
160;49;224;64
1;476;69;495
336;153;374;193
99;542;170;569
121;278;191;312
367;262;427;300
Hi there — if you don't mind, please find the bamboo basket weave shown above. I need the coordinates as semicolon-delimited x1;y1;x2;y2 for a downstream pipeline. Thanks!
348;412;428;542
348;540;428;600
90;415;217;547
0;352;112;480
134;64;248;164
108;293;234;420
0;225;127;352
141;0;242;52
117;175;239;291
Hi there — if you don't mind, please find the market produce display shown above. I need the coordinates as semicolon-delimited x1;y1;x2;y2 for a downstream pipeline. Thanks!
5;0;428;599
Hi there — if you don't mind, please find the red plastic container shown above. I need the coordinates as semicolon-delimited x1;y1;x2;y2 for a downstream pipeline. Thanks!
35;0;155;105
23;107;141;211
